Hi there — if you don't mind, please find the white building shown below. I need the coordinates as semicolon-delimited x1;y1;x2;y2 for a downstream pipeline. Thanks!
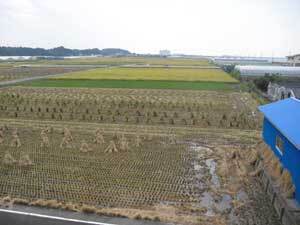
235;65;300;77
287;54;300;67
267;82;295;101
159;50;171;57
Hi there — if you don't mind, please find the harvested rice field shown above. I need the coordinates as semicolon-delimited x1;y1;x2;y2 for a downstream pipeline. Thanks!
0;87;280;225
52;67;237;83
0;87;259;129
0;120;280;225
0;66;88;82
24;56;213;66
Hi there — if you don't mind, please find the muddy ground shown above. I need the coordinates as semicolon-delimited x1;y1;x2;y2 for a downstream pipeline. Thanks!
189;140;281;225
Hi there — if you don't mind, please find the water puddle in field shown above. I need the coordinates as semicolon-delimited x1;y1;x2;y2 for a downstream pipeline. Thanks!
189;142;213;190
189;142;212;154
205;158;220;188
199;192;215;216
188;141;252;220
194;164;202;171
227;190;249;224
199;192;233;216
215;194;232;212
189;142;235;216
236;189;249;202
189;142;220;189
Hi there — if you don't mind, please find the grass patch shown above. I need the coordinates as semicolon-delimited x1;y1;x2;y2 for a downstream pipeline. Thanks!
22;79;236;91
52;67;237;83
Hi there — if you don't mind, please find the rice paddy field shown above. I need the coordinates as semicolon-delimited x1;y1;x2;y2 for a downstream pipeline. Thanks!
0;57;281;225
27;66;237;90
0;87;259;129
0;66;88;82
23;80;235;91
51;68;237;83
22;56;213;66
0;86;281;225
1;57;236;91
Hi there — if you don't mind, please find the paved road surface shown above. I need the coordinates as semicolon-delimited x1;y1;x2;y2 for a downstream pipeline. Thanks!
0;206;170;225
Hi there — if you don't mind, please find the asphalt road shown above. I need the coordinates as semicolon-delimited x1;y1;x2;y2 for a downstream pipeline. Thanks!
0;206;170;225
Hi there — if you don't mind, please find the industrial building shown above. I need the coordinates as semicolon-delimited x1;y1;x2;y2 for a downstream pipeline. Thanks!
267;82;300;100
235;65;300;77
159;50;171;57
287;54;300;67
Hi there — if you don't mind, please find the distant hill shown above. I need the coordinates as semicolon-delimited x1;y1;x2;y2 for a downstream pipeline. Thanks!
0;46;131;56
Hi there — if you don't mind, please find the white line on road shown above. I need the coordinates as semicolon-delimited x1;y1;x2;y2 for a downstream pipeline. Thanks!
0;208;117;225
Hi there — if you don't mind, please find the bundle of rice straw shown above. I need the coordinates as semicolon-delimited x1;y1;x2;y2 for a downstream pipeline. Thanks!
19;154;33;167
3;152;16;165
277;169;294;198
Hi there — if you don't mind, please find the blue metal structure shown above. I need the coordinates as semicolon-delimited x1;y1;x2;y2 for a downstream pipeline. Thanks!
259;97;300;203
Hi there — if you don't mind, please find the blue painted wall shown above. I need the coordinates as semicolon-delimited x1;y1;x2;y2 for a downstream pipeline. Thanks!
262;117;300;203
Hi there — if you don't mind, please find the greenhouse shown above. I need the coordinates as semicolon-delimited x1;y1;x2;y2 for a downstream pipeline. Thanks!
235;65;300;77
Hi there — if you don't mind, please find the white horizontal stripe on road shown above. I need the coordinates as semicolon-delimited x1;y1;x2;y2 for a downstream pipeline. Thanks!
0;208;117;225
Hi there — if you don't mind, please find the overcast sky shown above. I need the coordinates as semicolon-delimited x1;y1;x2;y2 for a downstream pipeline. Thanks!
1;0;299;57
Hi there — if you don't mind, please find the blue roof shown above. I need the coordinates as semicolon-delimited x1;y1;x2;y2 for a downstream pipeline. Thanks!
258;97;300;150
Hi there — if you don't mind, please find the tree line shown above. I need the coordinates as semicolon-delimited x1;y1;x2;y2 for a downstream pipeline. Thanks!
0;46;131;56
